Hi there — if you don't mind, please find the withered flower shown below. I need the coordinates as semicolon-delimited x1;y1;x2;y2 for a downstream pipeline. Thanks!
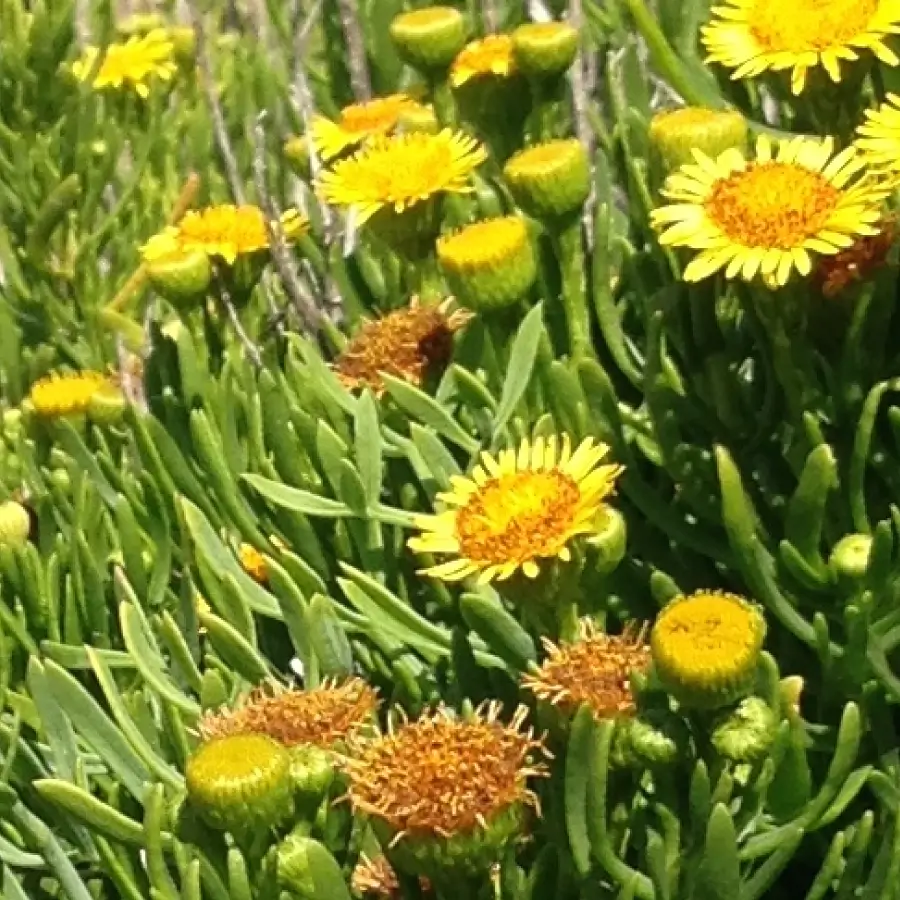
813;216;896;298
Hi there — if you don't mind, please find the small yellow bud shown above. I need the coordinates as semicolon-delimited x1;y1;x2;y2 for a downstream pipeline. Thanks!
284;135;312;179
649;106;748;172
512;22;579;78
146;248;212;308
503;139;591;220
586;507;627;575
390;6;469;73
829;533;872;581
0;501;31;549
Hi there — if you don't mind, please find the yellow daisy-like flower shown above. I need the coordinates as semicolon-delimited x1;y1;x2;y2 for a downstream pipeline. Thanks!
450;34;516;87
317;129;487;226
856;93;900;172
141;205;308;266
650;135;890;286
71;28;178;98
701;0;900;95
408;434;623;584
310;94;425;161
29;371;112;419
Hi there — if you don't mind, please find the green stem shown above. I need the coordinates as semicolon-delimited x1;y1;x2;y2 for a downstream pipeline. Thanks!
555;219;594;360
429;77;457;127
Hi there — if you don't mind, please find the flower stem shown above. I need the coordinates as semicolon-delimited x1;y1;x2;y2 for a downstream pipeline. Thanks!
430;77;458;127
555;219;594;360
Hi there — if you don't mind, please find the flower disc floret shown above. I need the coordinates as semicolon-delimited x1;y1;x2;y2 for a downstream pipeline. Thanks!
437;216;537;309
451;34;516;87
29;371;112;419
650;135;890;285
71;29;178;97
310;94;424;161
409;434;623;584
317;130;487;226
651;591;766;709
702;0;900;94
344;704;546;878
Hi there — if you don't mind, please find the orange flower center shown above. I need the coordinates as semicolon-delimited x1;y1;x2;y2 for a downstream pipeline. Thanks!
705;162;839;248
455;470;580;565
748;0;877;52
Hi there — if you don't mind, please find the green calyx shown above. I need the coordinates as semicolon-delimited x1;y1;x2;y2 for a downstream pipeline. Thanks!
710;696;778;763
512;22;579;79
503;139;591;221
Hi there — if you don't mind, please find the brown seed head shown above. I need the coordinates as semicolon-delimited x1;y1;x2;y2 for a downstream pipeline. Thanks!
344;703;547;839
199;678;380;749
335;297;471;395
351;855;433;898
522;620;651;720
814;215;896;298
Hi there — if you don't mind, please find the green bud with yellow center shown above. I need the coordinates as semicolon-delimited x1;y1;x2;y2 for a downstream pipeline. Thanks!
651;591;766;710
586;507;627;575
146;248;212;308
0;501;31;549
711;696;778;763
289;745;335;803
390;6;469;73
649;106;748;172
437;215;537;311
512;22;579;79
185;734;294;838
829;533;872;582
503;139;590;220
285;136;312;179
87;383;127;426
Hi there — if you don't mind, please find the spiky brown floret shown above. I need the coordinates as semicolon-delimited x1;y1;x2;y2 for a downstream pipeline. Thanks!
814;215;896;298
344;703;548;839
199;678;379;749
521;620;651;720
334;297;471;395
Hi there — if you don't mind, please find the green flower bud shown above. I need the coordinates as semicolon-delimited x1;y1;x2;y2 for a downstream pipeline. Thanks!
623;709;691;768
146;248;212;308
290;745;335;802
169;27;196;68
651;591;766;710
0;501;31;549
277;829;317;897
437;215;537;311
87;383;127;426
586;507;627;575
49;468;71;494
710;696;778;763
2;409;22;439
285;135;312;179
116;13;165;37
185;734;294;838
649;107;748;172
503;139;591;220
390;6;468;73
512;22;579;79
829;533;872;581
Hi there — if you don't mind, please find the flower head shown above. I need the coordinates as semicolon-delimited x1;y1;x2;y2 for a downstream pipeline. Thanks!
141;205;308;266
503;139;591;219
352;855;403;898
335;297;471;395
71;29;178;97
344;703;546;877
409;434;623;584
199;678;379;750
317;130;487;226
29;371;113;419
522;621;651;720
856;93;900;172
451;34;516;87
512;21;579;77
311;94;425;161
701;0;900;94
390;6;469;71
651;591;766;709
239;543;270;584
437;216;537;310
649;107;749;171
650;135;890;286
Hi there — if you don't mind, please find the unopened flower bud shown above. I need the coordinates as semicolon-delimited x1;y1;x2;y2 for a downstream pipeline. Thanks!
290;745;335;802
116;13;165;37
829;533;872;581
623;709;690;768
437;215;537;311
512;22;579;79
503;139;591;220
0;501;31;549
169;27;196;67
586;507;627;575
87;383;127;426
285;136;312;179
649;107;748;172
185;734;294;838
710;696;778;763
146;248;212;308
390;6;468;73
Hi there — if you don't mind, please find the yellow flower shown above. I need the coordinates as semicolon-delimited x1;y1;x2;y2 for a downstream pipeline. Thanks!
408;434;623;584
701;0;900;95
344;703;547;878
522;621;651;720
71;29;178;98
29;371;112;419
450;34;516;87
310;94;425;161
650;135;890;286
317;129;486;226
651;591;766;709
856;93;900;172
141;205;308;266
